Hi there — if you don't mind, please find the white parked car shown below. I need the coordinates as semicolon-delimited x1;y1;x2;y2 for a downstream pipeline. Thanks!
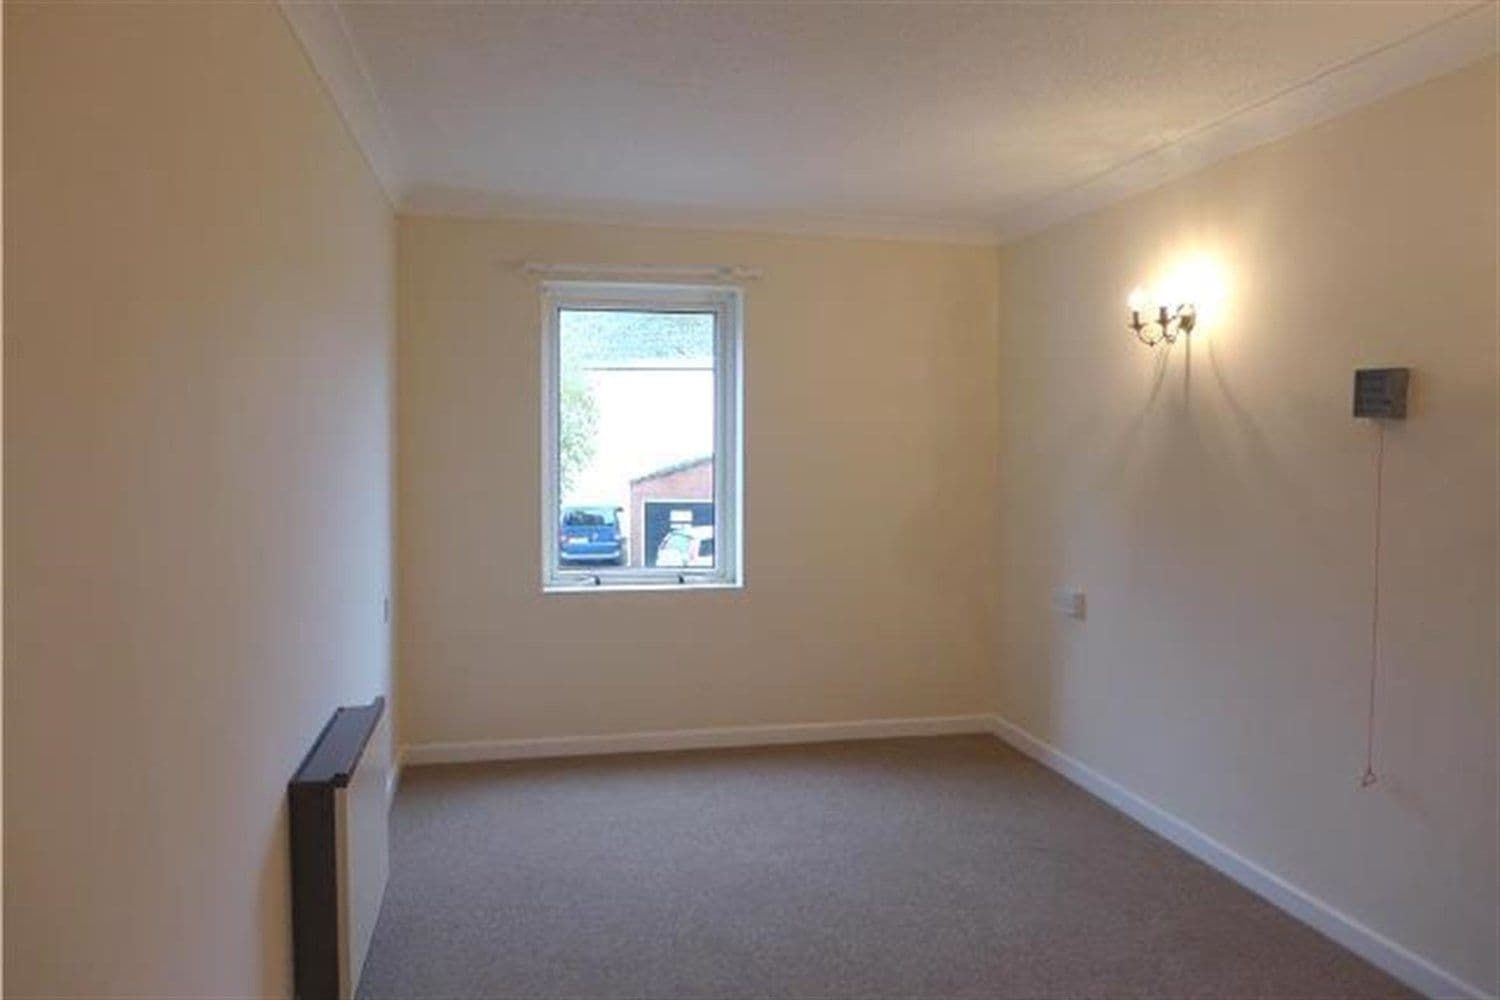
655;526;714;568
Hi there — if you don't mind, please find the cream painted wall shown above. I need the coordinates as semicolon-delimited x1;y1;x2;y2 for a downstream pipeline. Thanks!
996;57;1498;995
398;217;998;745
5;4;393;996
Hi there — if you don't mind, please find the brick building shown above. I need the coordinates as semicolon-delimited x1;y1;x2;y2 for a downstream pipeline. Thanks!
628;456;712;567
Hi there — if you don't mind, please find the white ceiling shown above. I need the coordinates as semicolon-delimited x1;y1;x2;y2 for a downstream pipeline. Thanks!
285;1;1497;242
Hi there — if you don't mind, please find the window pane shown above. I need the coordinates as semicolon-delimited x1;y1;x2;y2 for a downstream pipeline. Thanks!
557;310;716;570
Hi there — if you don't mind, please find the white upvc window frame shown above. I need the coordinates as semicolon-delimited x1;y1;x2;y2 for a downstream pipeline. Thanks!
540;280;743;592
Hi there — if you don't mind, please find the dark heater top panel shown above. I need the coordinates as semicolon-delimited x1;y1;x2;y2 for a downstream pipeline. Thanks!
291;696;385;789
1353;368;1409;419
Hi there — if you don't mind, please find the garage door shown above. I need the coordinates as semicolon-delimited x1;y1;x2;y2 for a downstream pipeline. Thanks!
642;500;714;567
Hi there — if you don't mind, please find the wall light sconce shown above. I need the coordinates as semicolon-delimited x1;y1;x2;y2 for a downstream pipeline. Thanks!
1127;286;1196;347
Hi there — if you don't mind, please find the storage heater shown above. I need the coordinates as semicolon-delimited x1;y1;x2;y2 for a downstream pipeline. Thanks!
289;697;391;999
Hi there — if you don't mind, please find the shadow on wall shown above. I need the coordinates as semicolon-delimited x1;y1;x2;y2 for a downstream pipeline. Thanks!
258;802;293;997
1010;234;1255;745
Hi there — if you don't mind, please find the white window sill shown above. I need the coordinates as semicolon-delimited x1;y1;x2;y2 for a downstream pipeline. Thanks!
542;580;743;596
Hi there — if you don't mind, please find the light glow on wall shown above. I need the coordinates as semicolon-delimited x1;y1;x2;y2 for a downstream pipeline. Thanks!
1159;254;1229;331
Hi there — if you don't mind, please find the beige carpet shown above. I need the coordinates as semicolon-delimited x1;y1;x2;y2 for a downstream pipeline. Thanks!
358;735;1413;999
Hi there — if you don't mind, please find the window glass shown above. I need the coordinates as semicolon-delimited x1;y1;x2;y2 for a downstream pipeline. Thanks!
557;310;716;571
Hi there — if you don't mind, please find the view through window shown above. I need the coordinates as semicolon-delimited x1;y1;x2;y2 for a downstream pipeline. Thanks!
543;284;740;587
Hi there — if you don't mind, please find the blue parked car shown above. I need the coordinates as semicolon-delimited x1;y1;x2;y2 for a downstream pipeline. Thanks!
558;505;626;565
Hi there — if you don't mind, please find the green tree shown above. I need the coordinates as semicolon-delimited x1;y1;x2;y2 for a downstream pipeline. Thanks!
559;372;598;497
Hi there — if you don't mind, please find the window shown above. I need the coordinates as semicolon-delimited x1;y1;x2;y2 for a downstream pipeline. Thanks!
541;282;742;590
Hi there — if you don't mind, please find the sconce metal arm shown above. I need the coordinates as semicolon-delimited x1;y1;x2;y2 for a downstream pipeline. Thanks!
1129;303;1196;346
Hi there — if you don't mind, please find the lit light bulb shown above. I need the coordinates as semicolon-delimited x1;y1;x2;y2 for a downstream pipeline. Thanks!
1126;287;1149;313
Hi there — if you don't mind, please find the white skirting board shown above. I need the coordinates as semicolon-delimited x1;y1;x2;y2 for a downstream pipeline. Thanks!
400;714;996;766
990;716;1490;1000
